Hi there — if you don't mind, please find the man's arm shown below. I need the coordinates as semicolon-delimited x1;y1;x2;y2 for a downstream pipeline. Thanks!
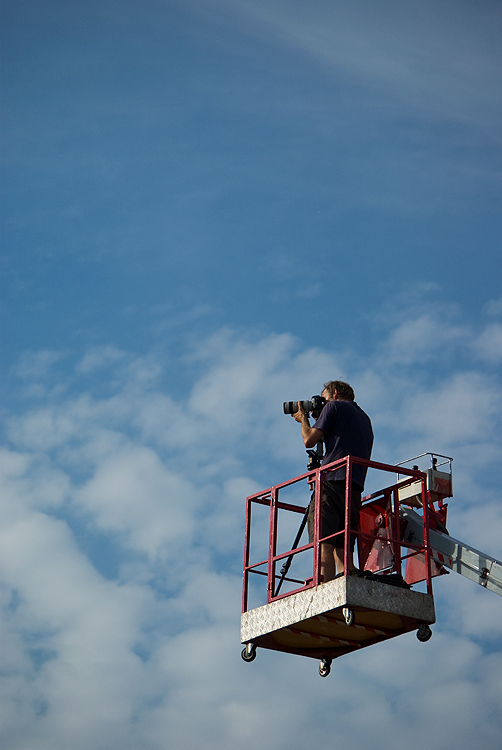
293;402;324;448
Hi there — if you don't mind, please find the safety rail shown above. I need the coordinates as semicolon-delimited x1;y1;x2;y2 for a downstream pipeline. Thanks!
242;456;434;614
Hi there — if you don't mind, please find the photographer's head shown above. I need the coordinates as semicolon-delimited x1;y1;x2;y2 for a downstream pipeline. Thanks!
322;380;355;402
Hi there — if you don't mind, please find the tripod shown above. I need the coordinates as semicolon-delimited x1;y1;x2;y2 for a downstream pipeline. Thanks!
274;441;324;597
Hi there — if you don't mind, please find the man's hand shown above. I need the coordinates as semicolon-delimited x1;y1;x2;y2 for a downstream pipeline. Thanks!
293;400;307;424
293;402;323;448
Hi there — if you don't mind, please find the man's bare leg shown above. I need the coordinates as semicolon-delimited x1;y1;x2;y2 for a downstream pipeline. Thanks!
333;547;356;576
320;543;335;582
321;544;357;581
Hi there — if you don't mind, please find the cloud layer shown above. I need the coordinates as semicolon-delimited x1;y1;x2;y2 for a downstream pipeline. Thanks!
1;300;502;749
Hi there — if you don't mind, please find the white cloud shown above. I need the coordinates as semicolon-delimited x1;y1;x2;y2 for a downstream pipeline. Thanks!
0;508;158;750
75;445;200;560
484;297;502;318
474;323;502;363
401;370;502;446
383;313;468;365
76;345;126;373
0;448;70;519
14;349;65;380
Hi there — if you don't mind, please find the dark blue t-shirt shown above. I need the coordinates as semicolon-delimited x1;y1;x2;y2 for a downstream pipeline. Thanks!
313;400;373;488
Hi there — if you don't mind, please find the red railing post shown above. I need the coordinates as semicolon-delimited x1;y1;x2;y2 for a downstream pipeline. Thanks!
267;488;279;603
343;457;352;575
242;496;251;613
422;477;432;594
313;468;322;585
392;487;402;574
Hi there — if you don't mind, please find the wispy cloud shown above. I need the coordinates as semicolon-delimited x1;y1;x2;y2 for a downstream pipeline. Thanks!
190;0;502;129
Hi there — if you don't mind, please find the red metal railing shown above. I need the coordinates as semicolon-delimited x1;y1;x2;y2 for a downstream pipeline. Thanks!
242;456;433;614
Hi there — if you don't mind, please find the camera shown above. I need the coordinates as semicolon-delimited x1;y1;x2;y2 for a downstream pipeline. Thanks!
283;395;326;420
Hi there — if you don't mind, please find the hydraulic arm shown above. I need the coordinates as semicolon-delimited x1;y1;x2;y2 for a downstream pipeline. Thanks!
401;506;502;597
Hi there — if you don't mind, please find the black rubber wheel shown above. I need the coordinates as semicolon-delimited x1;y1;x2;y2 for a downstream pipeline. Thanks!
319;658;332;677
417;624;432;642
241;643;257;662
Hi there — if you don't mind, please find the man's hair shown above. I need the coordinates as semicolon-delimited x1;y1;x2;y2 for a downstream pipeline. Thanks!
323;380;355;402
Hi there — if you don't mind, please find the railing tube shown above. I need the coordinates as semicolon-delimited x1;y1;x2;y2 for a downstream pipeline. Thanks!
267;488;279;603
344;457;353;575
422;477;432;594
313;467;322;585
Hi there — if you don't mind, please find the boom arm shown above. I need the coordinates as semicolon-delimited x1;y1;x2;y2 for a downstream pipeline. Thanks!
401;507;502;597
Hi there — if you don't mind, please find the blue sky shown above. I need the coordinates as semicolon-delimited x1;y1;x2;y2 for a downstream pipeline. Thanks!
1;1;502;748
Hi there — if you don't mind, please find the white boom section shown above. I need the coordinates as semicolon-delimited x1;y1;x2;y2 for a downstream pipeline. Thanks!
401;508;502;597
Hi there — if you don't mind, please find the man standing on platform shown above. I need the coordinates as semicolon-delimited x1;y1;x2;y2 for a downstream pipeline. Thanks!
293;380;373;581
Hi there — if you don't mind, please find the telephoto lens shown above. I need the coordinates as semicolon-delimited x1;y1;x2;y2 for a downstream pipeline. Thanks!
283;400;313;415
283;395;326;418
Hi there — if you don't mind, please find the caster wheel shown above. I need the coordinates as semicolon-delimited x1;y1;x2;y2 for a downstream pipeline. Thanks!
417;624;432;642
319;658;332;677
241;643;257;662
342;607;355;626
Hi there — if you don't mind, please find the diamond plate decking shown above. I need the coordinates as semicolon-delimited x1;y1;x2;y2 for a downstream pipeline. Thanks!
241;575;435;661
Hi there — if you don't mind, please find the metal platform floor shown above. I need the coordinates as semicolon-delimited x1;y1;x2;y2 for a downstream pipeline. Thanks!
241;575;435;661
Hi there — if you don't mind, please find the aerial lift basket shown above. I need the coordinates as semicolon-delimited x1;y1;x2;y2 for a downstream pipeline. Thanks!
241;455;439;676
